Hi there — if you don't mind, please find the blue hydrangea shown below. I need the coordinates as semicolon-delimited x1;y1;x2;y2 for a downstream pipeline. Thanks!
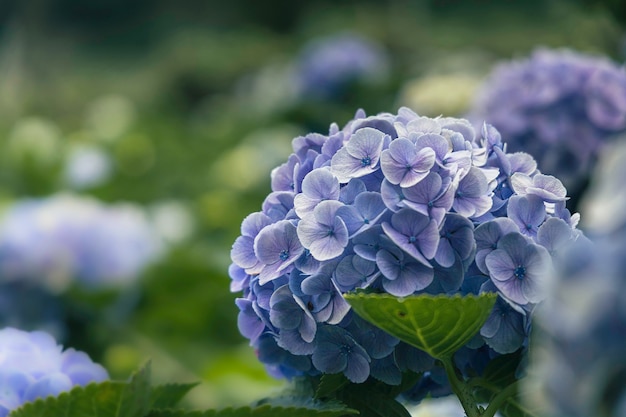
0;327;108;416
469;48;626;198
531;139;626;417
294;33;389;99
229;107;583;392
0;194;163;292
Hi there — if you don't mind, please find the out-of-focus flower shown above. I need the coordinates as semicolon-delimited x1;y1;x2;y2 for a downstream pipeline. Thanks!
398;73;481;117
85;95;136;143
63;144;113;189
529;140;626;417
0;327;108;417
6;117;62;166
469;48;626;198
149;200;195;245
0;194;163;292
228;107;582;394
293;33;389;99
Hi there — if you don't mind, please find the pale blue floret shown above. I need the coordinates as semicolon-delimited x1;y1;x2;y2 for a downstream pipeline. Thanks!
0;327;108;417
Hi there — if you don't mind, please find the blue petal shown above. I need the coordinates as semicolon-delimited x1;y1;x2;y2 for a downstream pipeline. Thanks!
508;195;546;237
344;351;371;383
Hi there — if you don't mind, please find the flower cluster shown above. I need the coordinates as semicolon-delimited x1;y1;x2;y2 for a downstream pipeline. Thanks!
468;48;626;198
0;194;163;292
0;327;109;416
531;140;626;417
229;108;582;391
294;32;389;99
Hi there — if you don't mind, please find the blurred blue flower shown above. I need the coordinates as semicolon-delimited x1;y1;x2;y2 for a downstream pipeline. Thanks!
294;33;389;99
469;48;626;197
531;140;626;417
229;107;582;396
0;194;163;292
0;327;108;416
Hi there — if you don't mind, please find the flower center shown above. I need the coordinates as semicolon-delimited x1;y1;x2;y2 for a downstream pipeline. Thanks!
360;156;372;167
279;249;290;261
514;265;526;280
340;345;353;355
408;236;417;243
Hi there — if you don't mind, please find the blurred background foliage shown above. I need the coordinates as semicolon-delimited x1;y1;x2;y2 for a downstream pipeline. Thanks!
0;0;624;411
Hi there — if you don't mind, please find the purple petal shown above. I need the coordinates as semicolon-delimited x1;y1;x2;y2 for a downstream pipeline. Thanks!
345;127;386;163
294;168;340;217
537;217;573;254
339;179;367;204
507;194;546;236
231;235;258;270
344;351;371;383
415;133;449;160
435;238;455;268
485;248;515;282
254;220;303;267
277;329;315;355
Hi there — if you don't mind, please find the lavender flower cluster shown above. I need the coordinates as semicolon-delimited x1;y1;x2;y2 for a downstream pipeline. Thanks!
294;33;389;99
0;327;108;416
0;194;163;292
469;48;626;196
229;108;582;389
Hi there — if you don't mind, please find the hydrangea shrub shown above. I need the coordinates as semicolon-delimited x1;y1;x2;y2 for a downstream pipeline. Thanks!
294;33;389;99
0;193;163;292
469;48;626;199
229;107;583;398
0;327;108;417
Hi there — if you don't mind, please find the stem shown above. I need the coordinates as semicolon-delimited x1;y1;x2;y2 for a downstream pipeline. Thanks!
442;357;482;417
482;381;519;417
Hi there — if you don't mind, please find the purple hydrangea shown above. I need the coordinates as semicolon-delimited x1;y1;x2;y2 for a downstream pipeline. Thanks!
294;33;389;99
0;194;163;292
469;48;626;198
229;107;583;391
0;327;108;416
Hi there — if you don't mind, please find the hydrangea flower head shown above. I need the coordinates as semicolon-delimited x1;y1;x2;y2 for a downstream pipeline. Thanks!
469;48;626;197
229;107;582;391
0;327;108;416
0;194;163;292
294;33;389;99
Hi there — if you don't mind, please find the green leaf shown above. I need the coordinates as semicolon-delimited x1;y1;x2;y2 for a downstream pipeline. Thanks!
145;402;358;417
150;383;199;409
10;362;153;417
335;383;411;417
345;292;497;359
314;374;350;400
471;351;542;417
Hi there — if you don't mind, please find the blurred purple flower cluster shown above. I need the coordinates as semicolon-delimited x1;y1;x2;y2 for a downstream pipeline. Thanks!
469;48;626;197
229;107;583;392
294;33;389;99
0;327;108;416
0;193;163;292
